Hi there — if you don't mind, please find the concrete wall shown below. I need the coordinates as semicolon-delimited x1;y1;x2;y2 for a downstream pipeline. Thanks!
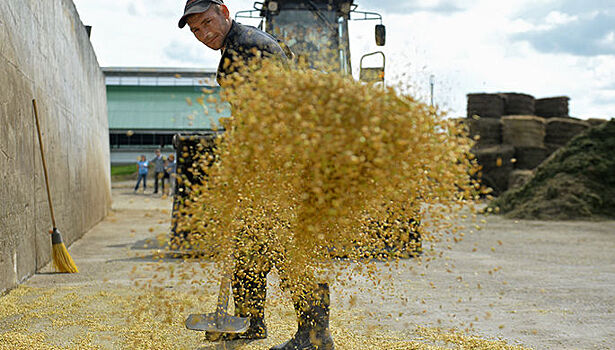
0;0;111;293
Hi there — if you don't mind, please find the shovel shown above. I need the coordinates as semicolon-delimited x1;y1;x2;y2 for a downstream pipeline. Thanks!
186;271;250;336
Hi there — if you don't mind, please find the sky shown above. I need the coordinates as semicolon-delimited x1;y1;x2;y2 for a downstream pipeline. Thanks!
72;0;615;119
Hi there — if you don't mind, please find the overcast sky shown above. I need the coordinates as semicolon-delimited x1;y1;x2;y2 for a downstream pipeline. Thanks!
73;0;615;119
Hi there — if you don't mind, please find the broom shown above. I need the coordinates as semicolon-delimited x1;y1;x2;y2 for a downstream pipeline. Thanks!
32;99;79;273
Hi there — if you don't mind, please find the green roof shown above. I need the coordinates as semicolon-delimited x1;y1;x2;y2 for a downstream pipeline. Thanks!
107;85;231;131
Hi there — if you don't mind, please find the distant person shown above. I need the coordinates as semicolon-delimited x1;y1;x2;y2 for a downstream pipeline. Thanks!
165;154;177;196
134;155;149;192
151;149;165;194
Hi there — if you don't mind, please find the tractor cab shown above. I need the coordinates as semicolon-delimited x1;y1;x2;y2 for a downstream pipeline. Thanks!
236;0;386;83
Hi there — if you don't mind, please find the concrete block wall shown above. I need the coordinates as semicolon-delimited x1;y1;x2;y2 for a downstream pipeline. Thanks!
0;0;111;293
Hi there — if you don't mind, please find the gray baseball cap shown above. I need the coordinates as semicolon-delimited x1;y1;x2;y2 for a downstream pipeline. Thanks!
178;0;224;28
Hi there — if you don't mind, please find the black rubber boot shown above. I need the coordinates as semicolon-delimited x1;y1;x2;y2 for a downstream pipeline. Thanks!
270;283;334;350
205;269;268;342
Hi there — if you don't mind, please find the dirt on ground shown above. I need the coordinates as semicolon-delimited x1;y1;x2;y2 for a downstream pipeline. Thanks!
1;181;614;349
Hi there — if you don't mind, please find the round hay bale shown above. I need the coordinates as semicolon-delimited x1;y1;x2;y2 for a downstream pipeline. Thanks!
587;118;608;127
467;93;504;118
508;169;534;190
472;145;515;194
473;145;515;172
545;117;589;146
514;146;548;170
501;115;546;148
466;117;501;147
481;168;512;196
535;96;569;118
500;92;535;116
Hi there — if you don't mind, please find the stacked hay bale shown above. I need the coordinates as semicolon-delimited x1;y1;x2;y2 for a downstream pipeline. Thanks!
466;117;501;146
501;115;548;170
472;145;515;195
500;93;535;116
466;92;607;195
490;119;615;220
545;117;590;155
465;93;506;194
466;92;542;194
467;93;504;119
535;96;569;118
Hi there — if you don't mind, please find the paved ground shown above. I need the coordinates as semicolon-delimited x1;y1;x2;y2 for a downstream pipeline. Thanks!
1;181;614;349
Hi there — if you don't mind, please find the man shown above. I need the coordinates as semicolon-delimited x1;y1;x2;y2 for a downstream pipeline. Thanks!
164;154;177;196
179;1;334;349
151;149;165;194
134;155;149;193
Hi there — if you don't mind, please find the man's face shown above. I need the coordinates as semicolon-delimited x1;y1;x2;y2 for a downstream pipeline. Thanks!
187;6;230;50
155;150;161;156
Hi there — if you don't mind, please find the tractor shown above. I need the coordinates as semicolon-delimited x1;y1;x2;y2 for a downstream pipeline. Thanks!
171;0;421;258
235;0;386;83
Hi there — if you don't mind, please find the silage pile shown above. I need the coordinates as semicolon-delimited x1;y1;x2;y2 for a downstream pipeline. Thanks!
491;119;615;220
175;61;479;290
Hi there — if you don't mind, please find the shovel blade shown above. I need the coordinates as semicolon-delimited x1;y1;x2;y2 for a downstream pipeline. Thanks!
186;312;250;333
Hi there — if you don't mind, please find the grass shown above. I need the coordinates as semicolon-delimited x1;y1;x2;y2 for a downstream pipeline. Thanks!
111;165;137;180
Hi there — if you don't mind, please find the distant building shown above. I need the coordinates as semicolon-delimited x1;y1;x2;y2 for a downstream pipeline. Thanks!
103;67;230;165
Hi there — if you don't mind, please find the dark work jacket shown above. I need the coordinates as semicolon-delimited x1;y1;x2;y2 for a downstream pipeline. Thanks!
216;20;290;86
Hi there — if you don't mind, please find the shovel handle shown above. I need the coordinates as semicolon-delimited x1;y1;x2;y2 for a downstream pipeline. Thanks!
214;271;232;322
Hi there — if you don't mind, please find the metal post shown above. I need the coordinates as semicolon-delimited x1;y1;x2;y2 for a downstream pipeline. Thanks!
429;74;435;107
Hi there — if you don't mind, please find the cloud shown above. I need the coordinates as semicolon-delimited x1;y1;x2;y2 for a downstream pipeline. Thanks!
127;0;181;18
358;0;465;15
515;0;614;20
126;3;138;16
164;40;218;67
591;88;615;105
72;0;615;118
512;1;615;56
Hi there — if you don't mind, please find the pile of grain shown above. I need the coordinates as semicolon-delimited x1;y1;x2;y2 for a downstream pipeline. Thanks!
175;61;478;289
0;286;530;350
490;119;615;220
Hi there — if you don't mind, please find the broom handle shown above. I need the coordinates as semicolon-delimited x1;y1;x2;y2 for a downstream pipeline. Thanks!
32;99;57;229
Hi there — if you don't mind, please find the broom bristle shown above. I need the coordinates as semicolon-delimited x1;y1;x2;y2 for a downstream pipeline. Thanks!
50;229;78;273
52;243;78;273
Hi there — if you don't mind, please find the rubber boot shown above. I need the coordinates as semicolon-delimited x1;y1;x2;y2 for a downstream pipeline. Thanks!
270;283;334;350
205;270;268;341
